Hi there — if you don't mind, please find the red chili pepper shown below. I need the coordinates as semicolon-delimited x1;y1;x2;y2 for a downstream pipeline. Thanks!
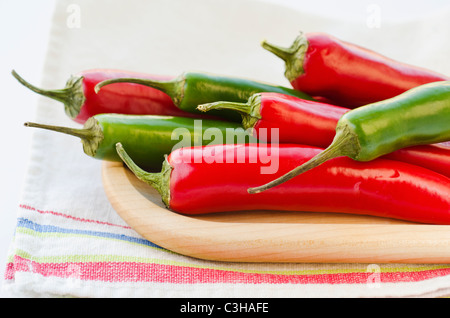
12;69;209;124
384;144;450;179
198;92;450;178
261;32;450;108
116;143;450;224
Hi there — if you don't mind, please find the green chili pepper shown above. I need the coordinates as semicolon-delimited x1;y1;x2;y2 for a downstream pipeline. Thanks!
248;81;450;194
24;114;257;170
94;72;314;122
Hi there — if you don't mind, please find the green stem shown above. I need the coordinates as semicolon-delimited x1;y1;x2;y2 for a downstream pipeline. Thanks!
24;122;95;140
12;70;85;119
24;118;104;157
261;40;293;62
261;33;308;82
247;146;344;194
197;101;251;115
197;94;262;130
115;143;172;207
94;77;185;105
247;125;360;194
12;70;68;103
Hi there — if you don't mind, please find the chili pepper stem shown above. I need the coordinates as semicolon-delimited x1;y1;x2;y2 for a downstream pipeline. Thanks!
24;118;104;157
12;70;85;119
115;143;172;207
94;77;185;106
197;94;261;130
24;122;89;139
247;124;360;194
261;33;308;82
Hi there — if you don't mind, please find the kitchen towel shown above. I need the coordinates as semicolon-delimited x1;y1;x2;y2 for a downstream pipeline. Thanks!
3;0;450;298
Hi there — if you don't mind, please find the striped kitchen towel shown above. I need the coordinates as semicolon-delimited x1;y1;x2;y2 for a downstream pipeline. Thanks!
4;0;450;298
6;204;450;297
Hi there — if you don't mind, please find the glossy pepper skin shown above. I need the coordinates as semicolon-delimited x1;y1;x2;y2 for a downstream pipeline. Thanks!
116;143;450;225
198;92;450;178
248;81;450;193
94;71;314;122
12;69;211;124
24;114;256;170
262;32;450;108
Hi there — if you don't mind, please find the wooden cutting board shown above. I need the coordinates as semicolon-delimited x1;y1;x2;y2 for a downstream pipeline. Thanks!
102;161;450;263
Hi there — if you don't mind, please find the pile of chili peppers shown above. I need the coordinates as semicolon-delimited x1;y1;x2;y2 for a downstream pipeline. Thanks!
15;31;450;225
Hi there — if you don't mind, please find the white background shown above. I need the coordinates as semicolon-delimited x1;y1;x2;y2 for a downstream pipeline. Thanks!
1;0;449;297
